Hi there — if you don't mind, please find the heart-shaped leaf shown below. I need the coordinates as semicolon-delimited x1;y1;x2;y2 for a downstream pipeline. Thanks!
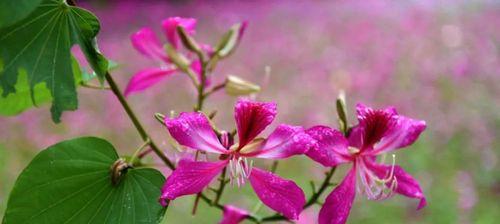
0;0;108;122
2;137;166;224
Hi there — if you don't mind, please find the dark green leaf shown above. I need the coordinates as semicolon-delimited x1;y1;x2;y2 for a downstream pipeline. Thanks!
0;69;52;116
0;56;82;116
2;137;166;224
0;0;108;123
81;60;119;84
0;0;43;28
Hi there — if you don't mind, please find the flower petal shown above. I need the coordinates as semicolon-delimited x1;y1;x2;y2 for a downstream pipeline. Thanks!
319;167;356;224
130;27;168;62
371;115;426;155
355;103;398;148
234;99;277;148
165;112;227;154
241;124;315;159
160;159;227;203
367;162;427;209
347;125;364;149
124;67;176;96
355;103;426;154
219;205;249;224
306;126;352;167
161;17;197;49
249;168;305;220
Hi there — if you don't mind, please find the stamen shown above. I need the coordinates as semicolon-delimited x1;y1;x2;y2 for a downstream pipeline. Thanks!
228;156;253;187
356;155;398;201
348;146;360;155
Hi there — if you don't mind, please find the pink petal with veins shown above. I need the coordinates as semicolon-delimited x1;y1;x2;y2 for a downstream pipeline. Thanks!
124;67;176;96
160;159;228;203
219;205;249;224
130;27;168;62
372;115;426;155
249;168;305;220
366;161;427;209
165;112;228;154
319;167;356;224
161;17;197;49
234;99;277;148
306;125;352;167
242;124;315;159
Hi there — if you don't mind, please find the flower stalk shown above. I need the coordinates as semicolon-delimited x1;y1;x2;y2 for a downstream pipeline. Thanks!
105;72;175;170
213;167;227;205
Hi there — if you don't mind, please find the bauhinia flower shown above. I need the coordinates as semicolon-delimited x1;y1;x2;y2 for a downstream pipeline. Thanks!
125;17;210;96
160;98;316;220
219;205;248;224
306;103;427;224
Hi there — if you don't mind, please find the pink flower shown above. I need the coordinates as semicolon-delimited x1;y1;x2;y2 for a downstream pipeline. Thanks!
306;103;427;224
160;98;316;220
125;17;209;96
219;205;248;224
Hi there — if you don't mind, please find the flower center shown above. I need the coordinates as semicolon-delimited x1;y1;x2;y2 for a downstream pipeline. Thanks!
228;155;253;187
356;154;398;201
348;146;360;155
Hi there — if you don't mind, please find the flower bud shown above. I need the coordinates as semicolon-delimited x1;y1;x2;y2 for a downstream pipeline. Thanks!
336;90;348;135
177;26;203;55
164;43;189;70
225;75;260;96
215;22;247;58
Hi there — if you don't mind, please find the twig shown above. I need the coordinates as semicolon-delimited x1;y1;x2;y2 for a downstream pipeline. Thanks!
105;72;176;170
129;138;151;165
203;81;226;98
213;167;227;205
80;82;111;90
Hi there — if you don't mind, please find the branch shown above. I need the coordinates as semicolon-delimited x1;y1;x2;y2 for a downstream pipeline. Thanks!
80;82;111;90
105;72;175;170
213;167;227;205
203;81;226;98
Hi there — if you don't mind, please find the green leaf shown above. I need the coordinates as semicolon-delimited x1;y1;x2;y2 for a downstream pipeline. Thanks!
0;0;43;28
0;56;82;116
0;69;52;116
80;59;119;84
2;137;166;224
0;0;108;123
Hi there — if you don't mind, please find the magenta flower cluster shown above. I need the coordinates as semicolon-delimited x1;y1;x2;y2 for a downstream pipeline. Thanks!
128;17;427;224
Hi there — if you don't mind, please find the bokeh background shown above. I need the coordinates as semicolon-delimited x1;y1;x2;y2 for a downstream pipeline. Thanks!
1;0;499;223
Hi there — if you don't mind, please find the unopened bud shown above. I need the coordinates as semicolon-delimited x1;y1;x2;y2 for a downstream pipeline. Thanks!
225;75;260;96
215;22;247;58
154;113;166;126
177;26;203;55
164;44;189;70
336;90;348;135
